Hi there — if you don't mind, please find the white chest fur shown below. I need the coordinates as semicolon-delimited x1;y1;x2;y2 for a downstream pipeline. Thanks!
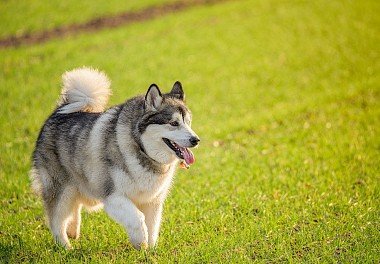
115;125;177;204
110;165;175;204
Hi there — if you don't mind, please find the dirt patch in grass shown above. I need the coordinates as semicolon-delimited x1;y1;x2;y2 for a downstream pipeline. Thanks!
0;0;226;48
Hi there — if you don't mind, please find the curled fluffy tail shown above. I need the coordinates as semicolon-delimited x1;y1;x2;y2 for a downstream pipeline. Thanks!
58;67;111;114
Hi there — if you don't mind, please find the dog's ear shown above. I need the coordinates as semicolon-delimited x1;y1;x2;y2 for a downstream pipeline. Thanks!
145;84;163;111
169;81;185;101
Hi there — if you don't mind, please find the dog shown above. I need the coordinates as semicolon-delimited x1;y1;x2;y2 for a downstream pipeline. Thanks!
30;67;200;249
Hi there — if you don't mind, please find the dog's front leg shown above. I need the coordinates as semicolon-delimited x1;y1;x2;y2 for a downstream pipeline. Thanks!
140;202;163;247
104;194;148;249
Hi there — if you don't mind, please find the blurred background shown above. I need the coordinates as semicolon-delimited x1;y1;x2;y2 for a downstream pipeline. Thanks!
0;0;378;262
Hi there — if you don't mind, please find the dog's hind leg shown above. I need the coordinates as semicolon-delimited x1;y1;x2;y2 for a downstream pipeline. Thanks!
66;202;82;239
48;185;79;249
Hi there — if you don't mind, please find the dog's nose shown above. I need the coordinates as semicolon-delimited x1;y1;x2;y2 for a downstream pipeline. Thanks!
189;136;200;146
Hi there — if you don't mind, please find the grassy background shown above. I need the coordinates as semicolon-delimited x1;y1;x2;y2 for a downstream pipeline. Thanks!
0;0;177;38
0;0;379;262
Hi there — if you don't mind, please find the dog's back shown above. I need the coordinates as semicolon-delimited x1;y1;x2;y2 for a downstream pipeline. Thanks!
31;67;111;193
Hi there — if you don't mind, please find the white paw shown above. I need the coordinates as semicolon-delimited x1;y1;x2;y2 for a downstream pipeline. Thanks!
129;224;148;249
54;235;72;249
148;236;158;248
128;220;148;250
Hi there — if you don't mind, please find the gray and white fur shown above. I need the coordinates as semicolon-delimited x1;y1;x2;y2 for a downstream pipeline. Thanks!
30;67;200;249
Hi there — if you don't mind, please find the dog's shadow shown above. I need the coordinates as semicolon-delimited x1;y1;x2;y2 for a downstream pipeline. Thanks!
0;237;146;263
0;242;16;263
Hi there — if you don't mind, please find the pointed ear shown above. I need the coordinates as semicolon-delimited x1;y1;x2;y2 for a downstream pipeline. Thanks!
145;84;163;111
170;81;185;101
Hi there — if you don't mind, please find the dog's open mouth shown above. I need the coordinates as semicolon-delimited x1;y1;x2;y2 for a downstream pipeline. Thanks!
162;138;195;168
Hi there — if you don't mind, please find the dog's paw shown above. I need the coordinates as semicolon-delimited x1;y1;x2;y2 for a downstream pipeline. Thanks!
132;241;148;250
128;222;148;250
67;229;80;240
66;224;80;239
148;236;158;248
130;237;148;250
54;235;73;250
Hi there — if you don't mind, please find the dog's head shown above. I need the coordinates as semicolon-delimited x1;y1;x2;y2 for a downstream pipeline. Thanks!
139;82;200;167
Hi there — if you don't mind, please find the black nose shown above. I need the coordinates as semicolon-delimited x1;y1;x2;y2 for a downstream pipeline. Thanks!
189;136;200;146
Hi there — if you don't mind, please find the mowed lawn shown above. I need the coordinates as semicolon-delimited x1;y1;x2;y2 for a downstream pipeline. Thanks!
0;0;177;38
0;0;379;263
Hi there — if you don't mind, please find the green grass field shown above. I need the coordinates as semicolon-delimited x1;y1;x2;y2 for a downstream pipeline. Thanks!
0;0;177;38
0;0;379;262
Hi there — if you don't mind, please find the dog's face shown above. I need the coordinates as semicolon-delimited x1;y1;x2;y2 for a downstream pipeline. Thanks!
140;82;200;166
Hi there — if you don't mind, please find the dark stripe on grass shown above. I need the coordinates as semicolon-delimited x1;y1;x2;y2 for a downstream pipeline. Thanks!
0;0;227;48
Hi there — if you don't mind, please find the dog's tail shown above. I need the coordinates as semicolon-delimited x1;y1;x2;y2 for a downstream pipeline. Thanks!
58;67;111;114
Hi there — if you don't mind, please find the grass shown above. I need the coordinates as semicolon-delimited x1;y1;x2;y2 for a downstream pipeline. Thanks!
0;0;177;38
0;0;379;262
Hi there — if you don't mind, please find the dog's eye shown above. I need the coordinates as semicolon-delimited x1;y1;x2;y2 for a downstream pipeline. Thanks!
170;121;179;127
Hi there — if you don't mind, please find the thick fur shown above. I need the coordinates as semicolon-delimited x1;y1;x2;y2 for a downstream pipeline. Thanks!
59;67;111;114
31;68;199;249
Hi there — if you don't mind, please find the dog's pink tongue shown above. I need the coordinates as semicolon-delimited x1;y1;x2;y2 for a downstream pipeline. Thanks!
183;148;195;165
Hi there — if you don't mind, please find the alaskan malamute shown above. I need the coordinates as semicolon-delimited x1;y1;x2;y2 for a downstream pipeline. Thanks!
30;67;200;249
